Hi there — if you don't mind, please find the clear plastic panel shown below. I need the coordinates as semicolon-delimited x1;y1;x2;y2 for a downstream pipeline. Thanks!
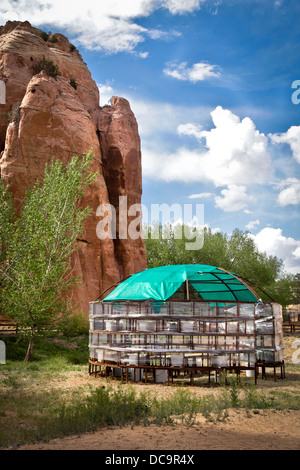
147;301;169;316
245;320;255;334
255;317;274;334
239;303;255;317
172;302;193;316
164;320;178;331
94;319;105;330
227;321;238;333
104;350;119;363
224;303;238;316
239;337;255;350
93;302;104;314
210;354;230;367
272;303;283;318
89;299;284;369
137;320;156;331
274;318;283;334
193;302;212;317
180;320;195;332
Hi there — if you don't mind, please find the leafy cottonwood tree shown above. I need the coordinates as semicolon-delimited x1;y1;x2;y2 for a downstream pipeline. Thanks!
0;179;14;308
0;151;97;361
143;223;297;308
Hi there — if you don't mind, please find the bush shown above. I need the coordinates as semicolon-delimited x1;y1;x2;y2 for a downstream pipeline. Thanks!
40;31;50;42
33;56;61;78
49;34;58;43
69;78;77;90
8;102;21;123
38;386;150;439
59;310;89;337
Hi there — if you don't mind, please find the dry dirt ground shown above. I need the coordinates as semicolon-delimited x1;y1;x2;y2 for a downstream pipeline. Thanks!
18;409;300;451
15;336;300;451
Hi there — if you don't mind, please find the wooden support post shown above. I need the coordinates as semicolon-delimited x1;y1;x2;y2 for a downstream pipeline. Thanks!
185;279;190;300
190;369;194;385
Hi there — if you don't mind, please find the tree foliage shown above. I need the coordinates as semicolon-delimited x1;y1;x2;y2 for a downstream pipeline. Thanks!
144;223;298;309
0;178;14;306
0;151;97;360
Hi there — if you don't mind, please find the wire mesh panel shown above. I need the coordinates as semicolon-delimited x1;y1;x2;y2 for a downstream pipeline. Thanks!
89;300;283;382
254;302;284;365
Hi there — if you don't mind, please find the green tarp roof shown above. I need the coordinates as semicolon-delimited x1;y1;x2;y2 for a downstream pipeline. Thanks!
103;264;259;302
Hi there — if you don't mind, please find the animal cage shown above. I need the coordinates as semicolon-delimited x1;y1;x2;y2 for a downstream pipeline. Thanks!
88;265;284;384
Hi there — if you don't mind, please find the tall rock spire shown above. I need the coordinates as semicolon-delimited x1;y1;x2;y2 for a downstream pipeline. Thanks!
0;21;147;313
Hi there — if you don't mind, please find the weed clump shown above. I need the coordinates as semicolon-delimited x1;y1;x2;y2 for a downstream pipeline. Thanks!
33;56;61;78
69;78;77;90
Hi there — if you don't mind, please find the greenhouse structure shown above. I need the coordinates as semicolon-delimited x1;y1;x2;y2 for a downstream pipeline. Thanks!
89;264;285;384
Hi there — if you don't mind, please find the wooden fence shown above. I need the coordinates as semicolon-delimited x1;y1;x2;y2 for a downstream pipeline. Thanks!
282;322;300;334
0;319;18;333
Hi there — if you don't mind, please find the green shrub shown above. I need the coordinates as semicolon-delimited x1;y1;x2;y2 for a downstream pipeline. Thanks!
49;34;58;43
69;78;77;90
59;310;89;337
8;102;21;123
40;31;50;42
33;56;61;78
38;386;150;440
151;389;199;425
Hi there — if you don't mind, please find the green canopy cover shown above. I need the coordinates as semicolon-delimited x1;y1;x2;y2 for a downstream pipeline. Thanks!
103;264;259;302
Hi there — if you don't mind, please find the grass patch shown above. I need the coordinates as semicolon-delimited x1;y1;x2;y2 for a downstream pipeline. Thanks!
1;331;89;364
0;332;300;448
0;369;300;448
37;386;150;441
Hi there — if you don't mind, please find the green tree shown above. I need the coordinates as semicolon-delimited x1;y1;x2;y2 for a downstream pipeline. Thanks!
0;151;97;361
0;179;15;308
266;272;298;313
293;273;300;303
144;223;296;308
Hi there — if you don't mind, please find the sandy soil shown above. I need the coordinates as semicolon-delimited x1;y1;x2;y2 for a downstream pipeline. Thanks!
9;335;300;451
18;409;300;451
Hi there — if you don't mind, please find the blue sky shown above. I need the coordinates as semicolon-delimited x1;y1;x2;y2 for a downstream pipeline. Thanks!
1;0;300;273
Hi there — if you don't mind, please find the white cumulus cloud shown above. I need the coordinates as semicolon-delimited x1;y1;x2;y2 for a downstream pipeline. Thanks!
245;219;260;231
188;192;213;199
163;0;205;14
215;185;256;212
163;61;221;82
0;0;205;54
277;178;300;206
98;82;115;106
269;126;300;164
251;227;300;274
142;106;272;187
177;123;203;140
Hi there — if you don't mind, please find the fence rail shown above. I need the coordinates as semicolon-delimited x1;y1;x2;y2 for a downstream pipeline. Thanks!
283;322;300;333
0;320;18;333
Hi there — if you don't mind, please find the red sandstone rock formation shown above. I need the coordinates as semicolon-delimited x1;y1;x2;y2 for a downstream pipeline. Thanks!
0;21;147;314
